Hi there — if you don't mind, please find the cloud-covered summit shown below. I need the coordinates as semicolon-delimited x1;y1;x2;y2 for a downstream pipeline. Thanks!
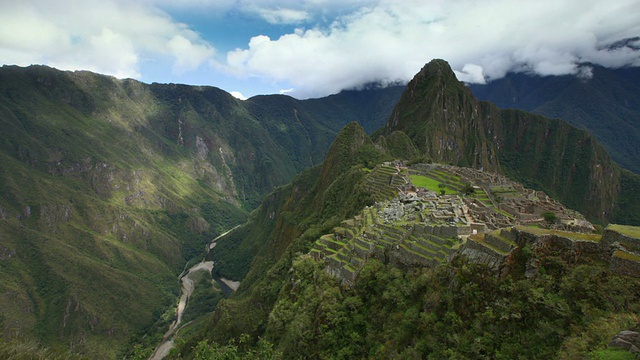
1;0;639;99
225;0;640;98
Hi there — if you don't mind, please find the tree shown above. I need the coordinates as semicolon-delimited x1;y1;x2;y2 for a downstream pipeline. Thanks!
543;211;558;224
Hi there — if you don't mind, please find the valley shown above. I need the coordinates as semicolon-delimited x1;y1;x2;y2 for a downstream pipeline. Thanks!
0;64;401;358
2;58;640;359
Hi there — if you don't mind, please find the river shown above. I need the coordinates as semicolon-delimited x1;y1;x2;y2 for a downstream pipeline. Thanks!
148;225;240;360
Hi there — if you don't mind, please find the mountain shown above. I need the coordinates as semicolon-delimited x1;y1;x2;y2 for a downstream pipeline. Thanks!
4;58;640;358
469;65;640;173
166;60;640;359
0;65;402;357
380;59;640;225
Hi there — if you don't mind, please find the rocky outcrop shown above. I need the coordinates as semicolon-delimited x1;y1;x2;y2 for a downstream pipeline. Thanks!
608;329;640;355
460;233;511;272
600;224;640;277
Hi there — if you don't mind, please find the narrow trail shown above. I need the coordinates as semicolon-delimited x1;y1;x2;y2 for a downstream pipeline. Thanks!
148;226;241;360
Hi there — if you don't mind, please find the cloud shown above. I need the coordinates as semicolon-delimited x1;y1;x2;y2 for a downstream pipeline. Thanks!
2;0;639;99
223;0;640;98
230;91;247;100
168;34;215;74
455;64;486;84
0;0;215;79
252;8;310;24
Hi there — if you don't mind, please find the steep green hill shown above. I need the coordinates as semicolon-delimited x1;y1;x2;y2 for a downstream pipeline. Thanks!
171;122;640;360
0;65;402;357
469;66;640;173
380;59;640;225
168;60;640;359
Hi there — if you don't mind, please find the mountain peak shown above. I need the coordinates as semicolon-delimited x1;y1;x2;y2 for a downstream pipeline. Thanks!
403;59;463;95
417;58;457;79
319;122;373;186
383;58;622;222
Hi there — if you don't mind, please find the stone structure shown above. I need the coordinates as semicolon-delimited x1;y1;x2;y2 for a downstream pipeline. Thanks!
311;162;640;283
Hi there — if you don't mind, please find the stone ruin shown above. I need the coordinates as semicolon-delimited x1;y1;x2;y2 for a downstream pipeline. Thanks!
310;162;640;284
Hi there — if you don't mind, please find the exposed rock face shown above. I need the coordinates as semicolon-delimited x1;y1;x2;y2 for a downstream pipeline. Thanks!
608;330;640;354
460;236;510;272
600;224;640;277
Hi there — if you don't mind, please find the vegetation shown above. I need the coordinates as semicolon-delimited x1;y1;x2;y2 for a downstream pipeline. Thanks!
250;255;640;358
0;338;88;360
169;335;281;359
470;65;640;174
462;183;475;195
0;65;402;357
410;175;456;194
543;211;559;224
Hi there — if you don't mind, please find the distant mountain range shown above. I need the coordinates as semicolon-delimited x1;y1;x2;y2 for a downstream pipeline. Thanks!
469;65;640;173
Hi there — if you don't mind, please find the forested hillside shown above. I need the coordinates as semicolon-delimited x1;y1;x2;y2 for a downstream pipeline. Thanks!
470;65;640;173
0;65;401;358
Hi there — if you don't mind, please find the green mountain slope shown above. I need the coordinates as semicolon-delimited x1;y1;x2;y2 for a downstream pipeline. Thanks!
169;60;640;359
469;66;640;173
380;59;639;224
172;122;640;360
0;65;402;357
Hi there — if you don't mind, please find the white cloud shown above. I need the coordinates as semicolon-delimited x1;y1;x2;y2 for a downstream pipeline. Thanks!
230;91;247;100
223;0;640;98
253;8;310;24
0;0;216;79
168;34;215;74
455;64;486;84
2;0;639;98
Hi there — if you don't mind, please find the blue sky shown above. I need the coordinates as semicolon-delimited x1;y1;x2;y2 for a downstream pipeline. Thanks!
1;0;639;99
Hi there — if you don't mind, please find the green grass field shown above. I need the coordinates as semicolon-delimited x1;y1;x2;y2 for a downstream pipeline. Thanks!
410;175;457;195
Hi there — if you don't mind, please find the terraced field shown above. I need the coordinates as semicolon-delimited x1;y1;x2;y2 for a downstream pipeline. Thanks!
311;202;461;283
362;164;408;202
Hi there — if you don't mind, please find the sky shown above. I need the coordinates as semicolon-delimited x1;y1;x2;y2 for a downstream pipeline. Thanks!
1;0;640;99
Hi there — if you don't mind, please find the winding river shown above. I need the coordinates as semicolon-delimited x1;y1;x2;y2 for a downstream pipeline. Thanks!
149;225;240;360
